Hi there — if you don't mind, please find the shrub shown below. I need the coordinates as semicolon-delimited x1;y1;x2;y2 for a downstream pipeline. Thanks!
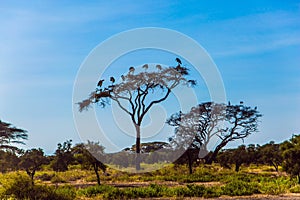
37;172;55;181
259;177;292;195
1;174;75;200
78;185;116;197
290;185;300;193
51;174;67;183
222;180;260;196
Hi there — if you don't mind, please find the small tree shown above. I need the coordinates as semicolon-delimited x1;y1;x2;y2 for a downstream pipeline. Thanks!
258;141;282;172
19;148;48;185
0;120;27;150
78;59;195;170
0;150;20;173
51;140;73;172
73;141;106;185
280;134;300;184
217;146;245;172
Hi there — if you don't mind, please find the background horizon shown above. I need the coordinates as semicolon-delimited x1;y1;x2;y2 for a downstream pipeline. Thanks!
1;1;299;154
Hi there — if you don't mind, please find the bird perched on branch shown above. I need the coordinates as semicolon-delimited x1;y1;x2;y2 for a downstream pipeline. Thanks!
156;64;162;70
121;75;125;81
142;64;148;70
176;57;182;65
110;77;115;83
97;79;104;87
129;66;135;74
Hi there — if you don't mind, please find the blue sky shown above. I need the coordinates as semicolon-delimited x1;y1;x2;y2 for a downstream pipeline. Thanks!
1;1;299;154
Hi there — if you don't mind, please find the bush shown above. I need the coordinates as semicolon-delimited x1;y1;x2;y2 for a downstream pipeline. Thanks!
78;185;116;198
37;172;55;181
51;174;67;183
290;185;300;193
222;180;260;196
259;177;292;195
1;174;75;200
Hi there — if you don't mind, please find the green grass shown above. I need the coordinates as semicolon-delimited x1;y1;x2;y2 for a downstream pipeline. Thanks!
1;163;299;199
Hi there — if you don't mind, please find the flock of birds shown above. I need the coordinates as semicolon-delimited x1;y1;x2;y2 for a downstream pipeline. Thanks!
96;58;183;89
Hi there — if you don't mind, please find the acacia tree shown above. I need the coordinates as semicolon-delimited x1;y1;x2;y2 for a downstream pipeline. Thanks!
280;134;300;184
167;102;261;165
73;141;106;185
167;102;225;155
0;120;27;150
78;59;194;170
167;102;225;173
19;148;48;185
206;102;261;164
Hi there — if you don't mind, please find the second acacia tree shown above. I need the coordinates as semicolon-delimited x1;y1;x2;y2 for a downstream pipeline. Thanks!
78;59;194;170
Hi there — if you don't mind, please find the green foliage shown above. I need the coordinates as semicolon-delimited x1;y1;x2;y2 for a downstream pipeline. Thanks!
51;140;74;172
36;172;55;181
78;184;221;199
280;134;300;183
221;180;260;196
259;177;294;195
51;174;67;183
0;173;75;200
290;185;300;193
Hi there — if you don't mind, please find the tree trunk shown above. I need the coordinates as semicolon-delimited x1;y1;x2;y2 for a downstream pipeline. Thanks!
187;149;193;174
135;124;141;170
94;164;101;185
235;163;241;172
271;161;278;172
206;142;227;164
26;169;35;186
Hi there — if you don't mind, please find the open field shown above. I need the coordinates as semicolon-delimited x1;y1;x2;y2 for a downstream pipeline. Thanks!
1;164;300;199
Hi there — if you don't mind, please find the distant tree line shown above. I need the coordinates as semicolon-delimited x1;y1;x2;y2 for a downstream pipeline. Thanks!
1;118;300;184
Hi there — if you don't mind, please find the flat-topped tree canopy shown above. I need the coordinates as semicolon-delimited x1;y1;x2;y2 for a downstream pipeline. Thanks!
78;59;195;170
0;120;28;150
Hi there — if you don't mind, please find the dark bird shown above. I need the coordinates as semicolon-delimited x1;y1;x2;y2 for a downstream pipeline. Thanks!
121;75;125;81
187;80;196;86
142;64;148;70
228;101;231;106
176;57;182;65
110;77;115;83
97;79;104;87
240;101;244;104
156;64;162;70
254;106;257;110
129;66;135;74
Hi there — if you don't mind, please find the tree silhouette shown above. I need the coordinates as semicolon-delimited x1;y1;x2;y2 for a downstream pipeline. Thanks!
78;59;194;170
0;120;27;150
167;102;261;165
167;102;225;173
19;148;48;185
51;140;73;172
206;102;261;164
167;102;225;155
73;141;106;185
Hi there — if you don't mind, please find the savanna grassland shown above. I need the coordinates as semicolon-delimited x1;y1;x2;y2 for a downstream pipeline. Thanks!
1;163;300;200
